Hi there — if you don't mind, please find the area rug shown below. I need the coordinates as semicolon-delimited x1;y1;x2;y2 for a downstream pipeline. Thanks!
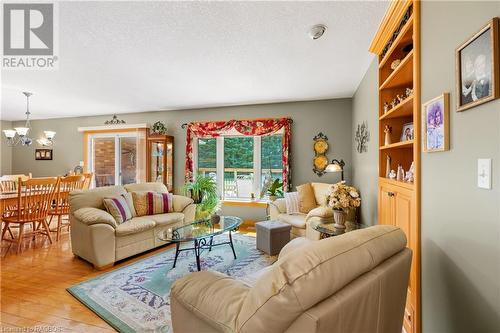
67;233;275;333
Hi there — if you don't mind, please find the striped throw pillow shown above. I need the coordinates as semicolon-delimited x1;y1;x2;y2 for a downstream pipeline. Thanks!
285;192;301;215
103;193;135;224
132;191;174;216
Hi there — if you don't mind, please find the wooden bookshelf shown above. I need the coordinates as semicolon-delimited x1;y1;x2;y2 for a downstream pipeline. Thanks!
369;1;420;333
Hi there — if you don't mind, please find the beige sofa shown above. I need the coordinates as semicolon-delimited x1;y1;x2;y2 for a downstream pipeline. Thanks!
269;182;334;239
171;225;412;333
69;182;195;269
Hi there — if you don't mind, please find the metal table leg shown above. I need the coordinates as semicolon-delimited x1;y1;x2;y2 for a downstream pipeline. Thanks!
172;242;180;268
229;230;237;259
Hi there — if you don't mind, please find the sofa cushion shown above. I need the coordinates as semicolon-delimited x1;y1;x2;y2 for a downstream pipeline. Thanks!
103;193;135;224
69;185;126;213
115;217;156;236
311;182;332;207
172;195;194;213
284;192;300;215
277;213;306;229
149;212;184;226
296;183;317;213
124;182;168;193
132;191;174;216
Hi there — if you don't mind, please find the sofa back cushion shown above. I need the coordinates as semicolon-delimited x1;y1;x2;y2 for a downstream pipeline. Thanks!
236;225;407;332
296;183;317;213
311;182;332;206
124;182;168;193
69;185;126;213
103;193;135;224
132;191;174;216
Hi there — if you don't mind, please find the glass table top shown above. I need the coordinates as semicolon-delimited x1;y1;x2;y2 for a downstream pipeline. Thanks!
311;221;343;237
157;216;242;242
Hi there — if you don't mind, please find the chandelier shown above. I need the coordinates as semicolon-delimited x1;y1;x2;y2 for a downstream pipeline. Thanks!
2;92;56;147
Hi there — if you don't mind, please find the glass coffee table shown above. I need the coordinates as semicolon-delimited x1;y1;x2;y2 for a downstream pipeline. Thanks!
157;216;242;271
310;220;343;239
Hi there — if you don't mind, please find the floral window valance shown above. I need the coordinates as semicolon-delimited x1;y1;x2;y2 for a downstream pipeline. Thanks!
185;117;292;190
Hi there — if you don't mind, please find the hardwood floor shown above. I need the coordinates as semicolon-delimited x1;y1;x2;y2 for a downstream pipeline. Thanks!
0;223;256;331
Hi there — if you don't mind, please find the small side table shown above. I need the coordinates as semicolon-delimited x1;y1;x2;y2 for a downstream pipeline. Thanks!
255;220;291;255
311;221;343;239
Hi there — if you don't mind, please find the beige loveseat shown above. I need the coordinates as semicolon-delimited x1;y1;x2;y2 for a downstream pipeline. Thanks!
69;182;195;269
171;225;412;333
269;182;334;239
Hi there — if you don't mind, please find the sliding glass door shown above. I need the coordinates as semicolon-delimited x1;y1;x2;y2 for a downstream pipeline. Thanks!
88;132;145;187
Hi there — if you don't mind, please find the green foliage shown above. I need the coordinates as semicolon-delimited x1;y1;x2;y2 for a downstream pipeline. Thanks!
267;178;284;197
261;135;283;170
183;175;220;218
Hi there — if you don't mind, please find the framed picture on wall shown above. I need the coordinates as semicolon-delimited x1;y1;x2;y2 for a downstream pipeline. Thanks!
423;93;450;152
35;149;53;160
456;17;499;112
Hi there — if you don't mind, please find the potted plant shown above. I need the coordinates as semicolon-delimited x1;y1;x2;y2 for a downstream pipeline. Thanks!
326;182;361;233
266;178;284;201
183;175;220;220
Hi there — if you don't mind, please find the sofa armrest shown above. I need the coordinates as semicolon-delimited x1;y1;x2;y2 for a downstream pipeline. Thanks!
172;195;195;213
182;203;196;224
269;198;286;219
306;206;333;221
73;207;117;228
171;271;250;332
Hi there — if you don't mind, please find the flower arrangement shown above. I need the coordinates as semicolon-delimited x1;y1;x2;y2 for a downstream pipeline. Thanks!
327;182;361;211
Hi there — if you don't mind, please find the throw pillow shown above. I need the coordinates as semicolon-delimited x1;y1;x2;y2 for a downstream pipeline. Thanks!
132;191;174;216
296;183;317;213
103;193;135;224
284;192;301;215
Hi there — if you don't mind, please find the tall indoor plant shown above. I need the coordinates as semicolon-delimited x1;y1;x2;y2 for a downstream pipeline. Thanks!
327;182;361;233
183;175;220;219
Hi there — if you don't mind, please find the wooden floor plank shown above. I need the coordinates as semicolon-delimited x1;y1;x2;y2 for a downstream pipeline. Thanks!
1;225;255;332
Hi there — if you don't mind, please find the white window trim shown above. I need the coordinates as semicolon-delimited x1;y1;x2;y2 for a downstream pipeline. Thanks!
194;131;283;200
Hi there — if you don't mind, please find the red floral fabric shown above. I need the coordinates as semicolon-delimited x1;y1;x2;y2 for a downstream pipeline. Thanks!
185;118;292;190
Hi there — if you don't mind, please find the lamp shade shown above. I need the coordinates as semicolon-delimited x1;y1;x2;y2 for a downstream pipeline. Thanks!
3;129;16;139
14;127;29;136
44;130;56;139
325;163;343;173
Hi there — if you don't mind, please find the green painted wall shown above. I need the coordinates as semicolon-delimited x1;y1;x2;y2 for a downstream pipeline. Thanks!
0;120;13;175
9;99;352;192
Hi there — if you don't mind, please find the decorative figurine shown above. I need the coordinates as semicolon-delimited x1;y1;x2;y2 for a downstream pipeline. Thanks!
386;155;391;178
405;87;413;97
390;59;401;70
384;125;392;146
397;165;405;181
389;170;397;180
405;161;415;183
397;94;405;103
390;98;398;109
383;102;390;113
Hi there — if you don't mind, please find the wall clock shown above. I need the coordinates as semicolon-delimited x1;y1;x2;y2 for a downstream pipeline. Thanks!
313;132;329;176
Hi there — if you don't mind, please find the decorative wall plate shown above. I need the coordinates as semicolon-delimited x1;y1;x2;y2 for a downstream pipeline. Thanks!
312;132;329;176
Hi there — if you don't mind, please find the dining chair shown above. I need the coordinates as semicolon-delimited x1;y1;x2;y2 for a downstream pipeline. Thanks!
1;177;59;254
82;172;93;189
0;173;31;193
49;175;86;241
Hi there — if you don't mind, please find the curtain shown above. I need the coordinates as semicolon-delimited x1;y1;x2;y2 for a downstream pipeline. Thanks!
184;118;292;190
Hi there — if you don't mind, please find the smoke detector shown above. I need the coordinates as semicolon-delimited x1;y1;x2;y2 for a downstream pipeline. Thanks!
309;24;327;40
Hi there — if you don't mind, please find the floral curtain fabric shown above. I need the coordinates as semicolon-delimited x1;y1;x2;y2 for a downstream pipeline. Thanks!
184;118;292;190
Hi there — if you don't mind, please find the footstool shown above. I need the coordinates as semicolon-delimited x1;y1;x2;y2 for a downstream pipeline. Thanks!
255;220;292;255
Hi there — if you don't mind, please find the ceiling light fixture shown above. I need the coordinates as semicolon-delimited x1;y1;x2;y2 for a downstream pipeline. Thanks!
309;24;327;40
2;92;56;147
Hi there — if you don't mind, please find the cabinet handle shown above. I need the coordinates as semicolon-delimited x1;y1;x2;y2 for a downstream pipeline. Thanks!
388;192;395;197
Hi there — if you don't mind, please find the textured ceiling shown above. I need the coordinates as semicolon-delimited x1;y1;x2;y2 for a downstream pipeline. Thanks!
1;1;388;121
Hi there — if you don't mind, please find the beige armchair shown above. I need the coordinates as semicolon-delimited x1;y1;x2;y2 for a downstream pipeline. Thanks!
69;182;195;269
269;182;334;239
171;225;412;333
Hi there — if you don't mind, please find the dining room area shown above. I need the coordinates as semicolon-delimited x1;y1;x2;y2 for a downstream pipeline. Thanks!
0;172;93;256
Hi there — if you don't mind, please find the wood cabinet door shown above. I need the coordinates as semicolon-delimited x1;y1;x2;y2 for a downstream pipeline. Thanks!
394;186;416;333
378;183;395;226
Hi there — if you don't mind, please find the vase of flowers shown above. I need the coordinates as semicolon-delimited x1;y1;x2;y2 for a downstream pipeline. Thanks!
327;182;361;234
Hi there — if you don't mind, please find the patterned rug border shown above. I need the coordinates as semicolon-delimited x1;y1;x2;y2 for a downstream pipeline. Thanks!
66;233;260;333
